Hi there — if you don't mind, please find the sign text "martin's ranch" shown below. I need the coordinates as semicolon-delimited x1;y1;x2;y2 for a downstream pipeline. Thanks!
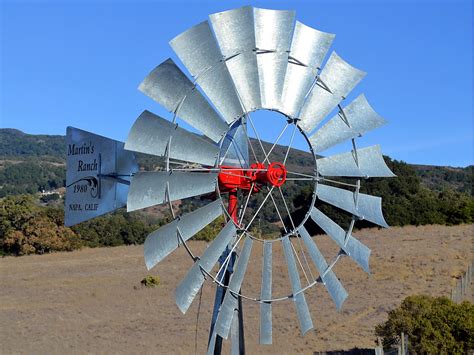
68;142;98;172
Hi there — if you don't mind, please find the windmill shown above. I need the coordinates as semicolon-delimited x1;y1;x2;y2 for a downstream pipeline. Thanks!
65;6;394;354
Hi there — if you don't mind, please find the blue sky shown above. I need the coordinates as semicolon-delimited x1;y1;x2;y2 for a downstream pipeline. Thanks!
1;0;472;167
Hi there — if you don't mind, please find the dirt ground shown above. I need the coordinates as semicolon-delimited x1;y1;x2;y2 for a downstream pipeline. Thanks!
1;224;472;354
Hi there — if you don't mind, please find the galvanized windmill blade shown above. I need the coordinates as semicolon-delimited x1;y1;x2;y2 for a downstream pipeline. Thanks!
125;110;220;167
138;58;228;143
126;171;218;212
280;21;335;118
219;118;250;168
298;51;367;133
64;6;394;354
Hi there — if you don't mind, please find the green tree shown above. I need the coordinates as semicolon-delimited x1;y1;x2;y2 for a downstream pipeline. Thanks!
71;210;158;248
0;162;65;197
375;295;474;354
0;195;82;255
193;215;226;241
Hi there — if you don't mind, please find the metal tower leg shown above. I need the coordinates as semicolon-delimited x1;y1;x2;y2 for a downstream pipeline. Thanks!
207;189;245;355
207;250;245;355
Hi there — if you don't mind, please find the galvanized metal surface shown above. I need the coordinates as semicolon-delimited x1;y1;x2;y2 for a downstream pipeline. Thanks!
210;7;261;112
215;237;253;339
356;192;389;228
209;6;255;57
125;110;219;166
280;22;334;117
254;8;295;109
224;52;261;112
254;8;295;51
175;221;237;313
127;171;217;212
260;241;273;344
207;331;217;355
230;307;241;355
317;145;395;177
310;207;371;273
138;58;228;143
169;21;222;77
170;21;244;122
309;94;387;152
256;52;288;110
316;183;388;228
298;226;348;309
144;199;223;270
220;119;249;167
65;127;138;227
196;63;245;123
280;64;316;118
282;236;314;335
299;52;366;132
289;21;335;69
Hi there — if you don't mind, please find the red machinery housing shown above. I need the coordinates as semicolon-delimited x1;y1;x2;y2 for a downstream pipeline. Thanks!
217;162;287;223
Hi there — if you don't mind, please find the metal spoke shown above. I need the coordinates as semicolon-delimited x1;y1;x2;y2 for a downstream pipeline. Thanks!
318;176;359;188
234;134;248;169
177;227;197;261
286;170;316;179
217;246;232;284
277;186;315;283
267;187;288;234
285;178;316;181
219;120;247;169
278;187;296;231
239;183;255;226
295;230;315;282
277;163;314;292
244;186;275;232
220;171;253;180
243;114;259;164
219;137;232;167
247;114;271;164
171;167;268;173
217;231;245;283
321;253;342;279
171;167;220;172
278;187;314;284
263;123;289;163
283;123;298;165
289;237;310;285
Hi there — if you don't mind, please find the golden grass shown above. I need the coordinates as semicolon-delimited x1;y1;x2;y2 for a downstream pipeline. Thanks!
0;224;472;354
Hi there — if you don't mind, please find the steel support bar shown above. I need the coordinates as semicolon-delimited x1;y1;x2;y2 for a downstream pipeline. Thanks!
208;189;245;354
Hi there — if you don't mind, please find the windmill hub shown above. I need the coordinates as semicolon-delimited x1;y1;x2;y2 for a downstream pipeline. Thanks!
218;161;287;194
258;161;287;188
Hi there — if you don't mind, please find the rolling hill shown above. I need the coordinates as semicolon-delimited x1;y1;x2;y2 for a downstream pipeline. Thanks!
1;128;471;195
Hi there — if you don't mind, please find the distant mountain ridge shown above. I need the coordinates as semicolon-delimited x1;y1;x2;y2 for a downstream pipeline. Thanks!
0;128;65;162
0;128;472;196
412;164;473;196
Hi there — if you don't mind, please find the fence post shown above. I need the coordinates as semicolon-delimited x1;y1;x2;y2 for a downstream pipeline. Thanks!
375;337;384;355
404;333;409;355
451;261;473;304
401;332;405;355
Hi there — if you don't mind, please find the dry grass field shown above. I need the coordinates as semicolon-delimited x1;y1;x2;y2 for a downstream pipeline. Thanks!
1;224;472;354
